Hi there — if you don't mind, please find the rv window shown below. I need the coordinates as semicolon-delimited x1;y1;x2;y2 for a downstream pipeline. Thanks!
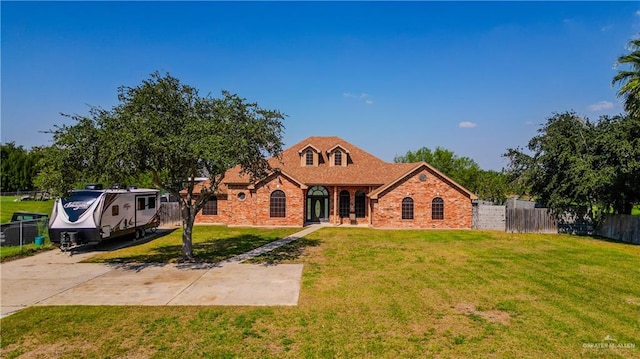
137;198;146;210
148;196;156;209
112;205;119;216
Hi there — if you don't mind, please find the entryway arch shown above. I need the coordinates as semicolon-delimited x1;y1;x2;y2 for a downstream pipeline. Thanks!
306;186;329;223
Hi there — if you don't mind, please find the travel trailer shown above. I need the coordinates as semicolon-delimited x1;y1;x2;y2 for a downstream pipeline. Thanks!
49;184;160;249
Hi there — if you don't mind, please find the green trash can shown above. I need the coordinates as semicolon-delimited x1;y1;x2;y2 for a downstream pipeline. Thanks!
34;235;45;246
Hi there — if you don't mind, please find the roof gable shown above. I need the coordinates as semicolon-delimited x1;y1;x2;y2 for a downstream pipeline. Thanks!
223;136;416;186
368;162;478;200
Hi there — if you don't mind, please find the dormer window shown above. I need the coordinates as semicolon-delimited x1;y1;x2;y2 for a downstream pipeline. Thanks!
299;144;320;167
305;149;314;166
327;145;349;167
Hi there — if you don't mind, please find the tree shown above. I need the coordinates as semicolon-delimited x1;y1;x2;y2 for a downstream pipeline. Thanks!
504;112;599;213
1;142;43;193
504;111;640;216
394;146;511;203
612;38;640;117
591;114;640;215
40;72;285;260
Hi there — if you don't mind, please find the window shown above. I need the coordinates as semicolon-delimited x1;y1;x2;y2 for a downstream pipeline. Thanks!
339;190;350;218
432;197;444;220
305;149;314;166
355;191;366;218
203;197;218;215
270;190;286;217
402;197;414;220
137;197;146;210
112;205;119;216
148;196;156;209
237;192;246;201
334;150;342;166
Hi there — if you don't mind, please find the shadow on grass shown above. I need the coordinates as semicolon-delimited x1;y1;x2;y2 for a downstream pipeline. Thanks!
244;237;321;266
102;233;310;270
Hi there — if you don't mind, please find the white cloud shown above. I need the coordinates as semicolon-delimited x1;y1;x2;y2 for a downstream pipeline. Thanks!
635;10;640;16
458;121;477;128
344;92;372;105
601;24;613;32
587;101;614;112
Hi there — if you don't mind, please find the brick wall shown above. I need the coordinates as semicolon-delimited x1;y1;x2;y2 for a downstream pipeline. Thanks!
195;175;305;226
195;169;472;229
372;169;472;229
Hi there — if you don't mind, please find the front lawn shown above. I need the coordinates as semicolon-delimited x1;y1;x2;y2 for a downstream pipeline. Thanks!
86;226;300;263
1;228;638;358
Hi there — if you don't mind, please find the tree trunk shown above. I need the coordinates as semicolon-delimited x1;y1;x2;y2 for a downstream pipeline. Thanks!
181;204;196;262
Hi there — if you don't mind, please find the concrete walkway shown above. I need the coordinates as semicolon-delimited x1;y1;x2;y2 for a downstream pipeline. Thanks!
0;225;322;318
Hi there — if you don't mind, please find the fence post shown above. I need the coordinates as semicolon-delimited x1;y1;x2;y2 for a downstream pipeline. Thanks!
19;220;23;251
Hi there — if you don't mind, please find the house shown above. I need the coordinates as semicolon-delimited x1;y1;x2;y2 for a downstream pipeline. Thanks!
192;136;477;228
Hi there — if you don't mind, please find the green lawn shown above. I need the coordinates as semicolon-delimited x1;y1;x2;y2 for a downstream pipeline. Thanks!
0;196;53;223
0;196;54;261
1;228;639;358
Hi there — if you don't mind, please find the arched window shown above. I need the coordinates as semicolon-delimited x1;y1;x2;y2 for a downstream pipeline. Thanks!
203;197;218;215
335;150;342;166
402;197;414;220
355;190;366;218
270;190;286;217
305;149;314;166
432;197;444;220
339;190;350;218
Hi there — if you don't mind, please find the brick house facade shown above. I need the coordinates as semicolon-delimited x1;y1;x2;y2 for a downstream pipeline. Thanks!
192;136;477;228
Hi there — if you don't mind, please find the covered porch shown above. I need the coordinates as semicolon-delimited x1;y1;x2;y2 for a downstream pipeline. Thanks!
303;185;375;226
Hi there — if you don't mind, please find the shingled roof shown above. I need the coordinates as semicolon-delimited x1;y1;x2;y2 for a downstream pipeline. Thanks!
222;136;417;186
190;136;476;200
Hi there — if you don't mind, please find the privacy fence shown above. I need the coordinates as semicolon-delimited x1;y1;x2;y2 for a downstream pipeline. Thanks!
473;201;638;245
0;218;48;247
597;215;640;244
158;203;182;227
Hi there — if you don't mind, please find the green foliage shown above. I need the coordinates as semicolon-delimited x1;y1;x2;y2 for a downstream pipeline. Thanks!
38;71;285;260
505;112;640;215
395;146;511;203
612;38;640;117
0;143;45;192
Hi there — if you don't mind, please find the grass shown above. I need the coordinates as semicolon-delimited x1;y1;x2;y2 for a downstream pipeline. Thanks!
0;196;53;223
1;228;639;358
0;242;54;262
0;196;54;261
86;226;300;264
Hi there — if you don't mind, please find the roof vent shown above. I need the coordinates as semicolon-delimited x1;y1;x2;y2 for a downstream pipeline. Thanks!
85;183;103;190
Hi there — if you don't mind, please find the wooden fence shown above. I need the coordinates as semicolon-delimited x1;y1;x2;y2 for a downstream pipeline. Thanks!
506;208;557;234
597;215;640;244
158;203;182;227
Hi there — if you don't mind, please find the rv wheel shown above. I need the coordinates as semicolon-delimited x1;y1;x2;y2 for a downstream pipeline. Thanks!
134;229;143;240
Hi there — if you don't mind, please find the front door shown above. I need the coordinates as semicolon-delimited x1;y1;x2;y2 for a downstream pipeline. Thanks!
306;186;329;223
310;197;325;222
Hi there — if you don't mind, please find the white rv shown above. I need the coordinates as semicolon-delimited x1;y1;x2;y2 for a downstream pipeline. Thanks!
49;184;160;249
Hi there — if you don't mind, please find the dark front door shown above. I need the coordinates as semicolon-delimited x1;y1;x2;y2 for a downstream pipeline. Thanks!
309;197;325;222
306;186;329;223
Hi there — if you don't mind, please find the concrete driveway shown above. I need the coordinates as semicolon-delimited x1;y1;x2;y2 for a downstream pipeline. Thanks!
0;226;320;318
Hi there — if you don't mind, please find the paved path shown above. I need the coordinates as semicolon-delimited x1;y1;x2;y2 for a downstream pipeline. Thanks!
0;225;322;318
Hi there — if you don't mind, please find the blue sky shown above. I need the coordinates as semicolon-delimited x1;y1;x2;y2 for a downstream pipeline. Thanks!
2;2;638;170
